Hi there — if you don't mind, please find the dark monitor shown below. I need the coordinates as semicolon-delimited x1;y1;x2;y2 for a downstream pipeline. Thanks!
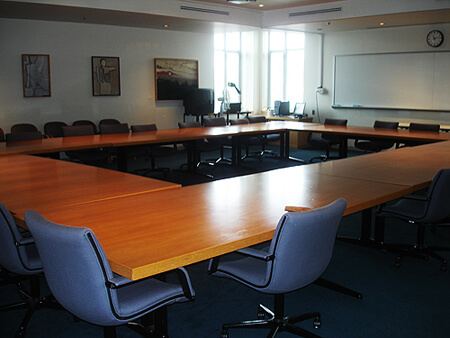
183;88;214;116
277;101;290;116
293;102;306;116
228;103;241;113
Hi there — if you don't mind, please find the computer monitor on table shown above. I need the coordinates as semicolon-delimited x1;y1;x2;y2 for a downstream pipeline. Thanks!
293;102;306;117
274;101;290;116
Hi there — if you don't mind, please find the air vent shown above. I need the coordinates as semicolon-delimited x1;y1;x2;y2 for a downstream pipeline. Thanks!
180;6;230;16
289;7;342;17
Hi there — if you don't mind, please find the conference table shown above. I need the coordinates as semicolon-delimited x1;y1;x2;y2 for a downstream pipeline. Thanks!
2;121;450;280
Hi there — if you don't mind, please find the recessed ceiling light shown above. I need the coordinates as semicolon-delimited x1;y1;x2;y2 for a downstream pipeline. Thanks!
163;24;169;28
227;0;257;4
259;4;264;7
379;22;385;26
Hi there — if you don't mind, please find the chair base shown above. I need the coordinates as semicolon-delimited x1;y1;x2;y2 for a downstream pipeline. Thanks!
221;295;321;338
383;243;448;272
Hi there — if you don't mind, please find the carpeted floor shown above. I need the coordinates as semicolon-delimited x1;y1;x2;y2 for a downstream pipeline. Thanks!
1;145;449;337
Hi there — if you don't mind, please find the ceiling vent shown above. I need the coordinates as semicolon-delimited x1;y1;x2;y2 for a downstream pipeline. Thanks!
289;7;342;18
180;6;230;16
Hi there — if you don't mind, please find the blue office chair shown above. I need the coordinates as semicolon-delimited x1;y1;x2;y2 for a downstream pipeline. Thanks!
208;198;347;337
230;118;269;161
247;115;280;157
0;202;57;337
375;168;450;271
24;210;195;337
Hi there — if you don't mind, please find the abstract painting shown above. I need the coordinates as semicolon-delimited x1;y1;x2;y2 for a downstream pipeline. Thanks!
22;54;51;97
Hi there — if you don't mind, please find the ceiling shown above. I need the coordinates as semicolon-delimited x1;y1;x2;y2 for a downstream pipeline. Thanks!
0;0;449;33
184;0;343;12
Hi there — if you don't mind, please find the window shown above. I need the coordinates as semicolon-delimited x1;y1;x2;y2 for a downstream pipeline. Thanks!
214;32;241;113
268;31;305;109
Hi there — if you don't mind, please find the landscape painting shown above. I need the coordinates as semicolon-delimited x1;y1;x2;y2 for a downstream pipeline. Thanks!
155;58;198;101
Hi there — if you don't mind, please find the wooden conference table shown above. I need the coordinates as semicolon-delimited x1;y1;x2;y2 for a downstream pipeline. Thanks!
2;121;450;280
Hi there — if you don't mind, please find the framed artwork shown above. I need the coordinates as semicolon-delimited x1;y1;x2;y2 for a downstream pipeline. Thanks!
154;58;198;101
91;56;121;96
22;54;51;97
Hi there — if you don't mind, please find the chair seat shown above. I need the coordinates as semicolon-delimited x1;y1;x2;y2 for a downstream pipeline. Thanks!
115;276;189;318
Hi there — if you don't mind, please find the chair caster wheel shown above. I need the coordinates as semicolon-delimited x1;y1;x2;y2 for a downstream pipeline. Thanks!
313;316;321;329
394;258;401;268
441;263;447;272
257;309;265;319
220;329;229;338
15;330;25;338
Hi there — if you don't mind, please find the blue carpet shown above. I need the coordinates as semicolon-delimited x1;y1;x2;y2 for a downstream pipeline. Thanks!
2;146;449;337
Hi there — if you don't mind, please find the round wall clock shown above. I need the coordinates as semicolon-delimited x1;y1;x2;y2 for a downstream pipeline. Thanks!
426;30;444;47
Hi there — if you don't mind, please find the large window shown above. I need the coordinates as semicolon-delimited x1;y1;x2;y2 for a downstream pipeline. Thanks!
268;31;305;109
214;32;241;113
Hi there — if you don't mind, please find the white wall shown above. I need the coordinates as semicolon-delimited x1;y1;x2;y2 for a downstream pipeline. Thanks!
318;23;450;127
0;18;214;133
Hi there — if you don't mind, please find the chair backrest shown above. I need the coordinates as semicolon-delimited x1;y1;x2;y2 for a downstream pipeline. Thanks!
131;124;158;132
229;118;249;125
247;116;267;123
0;203;43;275
99;119;121;125
62;125;95;137
322;118;348;142
11;123;38;133
25;210;123;326
72;120;98;134
0;128;4;142
373;120;399;129
99;123;129;134
422;169;450;223
44;121;68;138
5;131;42;142
263;198;347;294
178;121;202;129
203;117;226;127
409;122;440;132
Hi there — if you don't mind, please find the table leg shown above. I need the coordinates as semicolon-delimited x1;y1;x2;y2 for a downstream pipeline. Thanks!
116;147;128;172
338;136;348;158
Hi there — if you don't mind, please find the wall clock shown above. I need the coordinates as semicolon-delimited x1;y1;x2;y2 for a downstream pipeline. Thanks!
426;30;444;47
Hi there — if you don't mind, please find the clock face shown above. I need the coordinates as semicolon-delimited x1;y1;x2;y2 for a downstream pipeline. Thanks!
427;30;444;47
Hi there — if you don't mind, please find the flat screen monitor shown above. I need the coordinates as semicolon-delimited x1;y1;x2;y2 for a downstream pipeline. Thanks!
293;102;306;116
183;88;214;116
279;101;290;116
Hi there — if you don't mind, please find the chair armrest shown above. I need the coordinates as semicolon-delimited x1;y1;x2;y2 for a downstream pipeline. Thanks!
15;236;35;246
401;194;429;202
106;275;134;289
237;247;274;261
175;267;195;300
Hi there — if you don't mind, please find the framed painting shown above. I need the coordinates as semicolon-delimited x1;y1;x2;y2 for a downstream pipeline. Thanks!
154;58;198;101
92;56;121;96
22;54;51;97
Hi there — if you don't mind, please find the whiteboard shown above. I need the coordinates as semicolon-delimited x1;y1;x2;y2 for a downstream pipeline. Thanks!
333;51;450;111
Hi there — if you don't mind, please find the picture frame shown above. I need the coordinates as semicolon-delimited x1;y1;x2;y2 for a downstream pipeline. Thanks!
91;56;121;96
154;58;199;101
22;54;51;97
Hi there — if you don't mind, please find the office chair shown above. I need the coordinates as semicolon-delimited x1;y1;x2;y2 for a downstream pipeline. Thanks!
0;127;4;142
208;198;347;338
62;125;110;164
98;122;129;135
375;168;450;271
24;210;195;337
130;124;177;176
354;120;399;152
44;121;68;138
308;118;348;162
99;118;121;125
247;115;280;157
400;122;440;147
0;202;58;337
229;118;268;161
11;123;39;134
72;120;98;134
178;121;223;173
5;131;42;142
202;116;232;164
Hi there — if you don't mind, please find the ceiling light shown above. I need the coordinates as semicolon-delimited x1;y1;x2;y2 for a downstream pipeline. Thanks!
227;0;257;4
259;4;264;7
